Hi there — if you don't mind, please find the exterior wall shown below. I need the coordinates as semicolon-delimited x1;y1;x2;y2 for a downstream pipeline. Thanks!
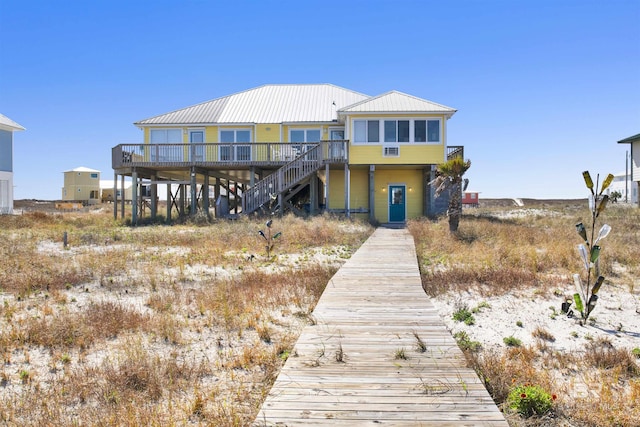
0;170;13;214
632;141;640;183
345;114;448;166
255;124;280;142
62;171;101;201
328;167;425;223
349;144;444;165
0;129;13;172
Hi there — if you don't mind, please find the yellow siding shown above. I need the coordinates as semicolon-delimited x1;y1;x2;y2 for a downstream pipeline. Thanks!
345;113;448;166
349;145;444;165
350;169;369;212
328;169;346;209
255;124;279;142
328;168;424;223
62;171;100;201
373;169;423;223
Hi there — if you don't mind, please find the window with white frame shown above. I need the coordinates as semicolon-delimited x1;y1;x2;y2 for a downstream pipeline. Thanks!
220;129;251;161
150;129;183;161
353;120;380;143
414;119;440;143
384;120;410;143
150;129;182;143
354;119;441;144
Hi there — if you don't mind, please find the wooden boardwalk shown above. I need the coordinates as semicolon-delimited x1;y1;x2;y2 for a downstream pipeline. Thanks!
254;227;508;426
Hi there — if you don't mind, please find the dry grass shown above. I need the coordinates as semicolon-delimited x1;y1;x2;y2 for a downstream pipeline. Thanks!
409;203;640;426
0;209;373;426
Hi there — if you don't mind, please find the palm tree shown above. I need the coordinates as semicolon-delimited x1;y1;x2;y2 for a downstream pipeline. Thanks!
430;157;471;232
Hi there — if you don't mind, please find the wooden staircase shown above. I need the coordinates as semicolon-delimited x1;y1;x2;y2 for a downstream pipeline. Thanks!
242;141;346;215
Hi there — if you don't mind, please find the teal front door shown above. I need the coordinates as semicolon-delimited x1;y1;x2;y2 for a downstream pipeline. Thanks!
389;185;406;222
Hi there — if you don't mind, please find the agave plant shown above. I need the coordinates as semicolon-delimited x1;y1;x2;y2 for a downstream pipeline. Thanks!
566;171;614;323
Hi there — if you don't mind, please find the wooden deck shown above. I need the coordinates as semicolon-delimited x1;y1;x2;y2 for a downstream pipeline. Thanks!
254;227;508;426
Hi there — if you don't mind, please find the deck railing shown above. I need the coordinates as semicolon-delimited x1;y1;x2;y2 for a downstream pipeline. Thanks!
447;145;464;160
242;142;346;214
112;141;349;169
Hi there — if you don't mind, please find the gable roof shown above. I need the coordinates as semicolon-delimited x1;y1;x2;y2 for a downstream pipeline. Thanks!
0;113;25;131
136;84;370;125
338;91;456;115
618;133;640;144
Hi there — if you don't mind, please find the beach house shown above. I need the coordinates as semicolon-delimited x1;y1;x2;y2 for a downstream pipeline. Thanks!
618;133;640;207
112;84;463;223
0;113;25;214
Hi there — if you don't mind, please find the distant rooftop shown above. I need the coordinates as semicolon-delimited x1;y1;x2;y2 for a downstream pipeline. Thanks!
0;113;25;131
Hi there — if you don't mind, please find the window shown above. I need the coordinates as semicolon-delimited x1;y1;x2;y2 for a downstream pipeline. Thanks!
150;129;184;161
353;120;379;143
414;121;426;142
354;119;441;144
384;120;409;143
427;120;440;142
150;129;182;143
290;129;321;159
90;173;98;179
290;129;320;143
220;129;252;161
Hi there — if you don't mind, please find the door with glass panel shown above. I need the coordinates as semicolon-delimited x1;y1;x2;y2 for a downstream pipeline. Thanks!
388;185;406;223
329;129;345;159
189;130;205;161
220;130;251;161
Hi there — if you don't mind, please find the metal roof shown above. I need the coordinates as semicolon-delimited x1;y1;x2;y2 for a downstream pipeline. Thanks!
135;84;371;125
338;91;456;115
0;113;25;131
618;133;640;144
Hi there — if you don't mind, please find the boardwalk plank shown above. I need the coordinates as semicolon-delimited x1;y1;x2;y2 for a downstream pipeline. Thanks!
254;228;508;426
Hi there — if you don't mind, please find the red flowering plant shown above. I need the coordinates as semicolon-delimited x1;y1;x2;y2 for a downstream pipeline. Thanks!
507;383;554;418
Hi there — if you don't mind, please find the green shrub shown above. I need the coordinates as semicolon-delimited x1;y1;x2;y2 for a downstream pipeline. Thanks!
453;306;475;325
507;383;554;417
503;336;522;347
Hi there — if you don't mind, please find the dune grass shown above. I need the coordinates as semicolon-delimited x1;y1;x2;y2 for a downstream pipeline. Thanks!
408;203;640;427
0;209;373;426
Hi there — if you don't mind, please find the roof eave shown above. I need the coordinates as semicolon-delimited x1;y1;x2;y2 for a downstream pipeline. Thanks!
617;133;640;144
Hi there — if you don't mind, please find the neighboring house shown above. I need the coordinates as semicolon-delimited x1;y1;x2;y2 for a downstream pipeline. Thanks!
112;84;463;224
606;171;637;204
62;167;101;204
618;133;640;207
99;180;133;203
462;191;480;208
0;113;25;214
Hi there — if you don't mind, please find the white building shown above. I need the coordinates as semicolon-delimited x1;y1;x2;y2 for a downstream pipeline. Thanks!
0;114;25;214
607;171;638;204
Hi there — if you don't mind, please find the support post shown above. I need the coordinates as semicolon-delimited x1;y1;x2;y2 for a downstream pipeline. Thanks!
325;163;330;211
369;165;375;222
113;172;118;219
190;168;197;215
179;184;185;217
150;174;157;220
120;174;125;219
166;182;172;222
344;163;350;218
203;173;210;218
309;175;317;215
131;171;138;225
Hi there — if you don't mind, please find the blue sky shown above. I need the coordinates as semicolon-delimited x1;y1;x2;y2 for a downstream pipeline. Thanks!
1;0;638;200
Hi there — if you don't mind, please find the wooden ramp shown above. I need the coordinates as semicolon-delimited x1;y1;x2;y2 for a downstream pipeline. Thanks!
254;227;508;426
